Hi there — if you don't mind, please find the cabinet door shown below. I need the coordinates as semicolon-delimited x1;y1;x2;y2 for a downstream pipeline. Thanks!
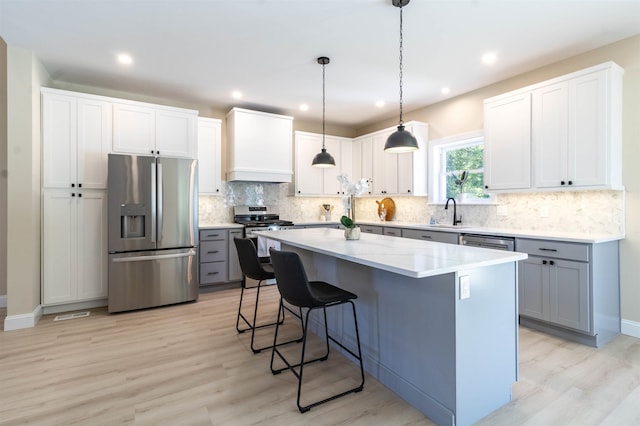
549;259;590;332
42;191;76;304
323;136;343;196
76;191;108;300
42;92;77;189
484;93;531;191
351;138;363;183
518;257;547;321
533;82;568;189
372;130;397;195
294;132;324;195
569;71;608;187
360;136;374;195
228;229;243;281
155;109;197;158
77;98;111;189
112;102;156;155
197;118;222;194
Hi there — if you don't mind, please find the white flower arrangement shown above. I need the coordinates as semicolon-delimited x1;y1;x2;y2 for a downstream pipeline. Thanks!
337;173;369;223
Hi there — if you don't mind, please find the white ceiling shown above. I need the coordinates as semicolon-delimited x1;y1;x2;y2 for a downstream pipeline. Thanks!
1;0;639;128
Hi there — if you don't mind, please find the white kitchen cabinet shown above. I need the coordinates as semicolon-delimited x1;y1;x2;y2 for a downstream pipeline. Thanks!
294;131;352;196
42;189;107;305
113;101;197;158
356;135;374;195
372;129;397;195
397;122;429;195
484;61;623;193
483;92;532;191
516;237;620;347
226;107;293;182
42;89;111;190
533;66;623;189
197;117;223;195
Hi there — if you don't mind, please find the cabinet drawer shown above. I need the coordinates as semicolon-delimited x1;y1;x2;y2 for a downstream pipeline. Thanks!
200;261;227;284
516;238;589;262
402;229;459;245
200;240;226;262
360;225;383;235
383;227;401;237
199;229;227;241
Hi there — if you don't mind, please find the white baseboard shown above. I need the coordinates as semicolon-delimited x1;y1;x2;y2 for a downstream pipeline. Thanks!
621;319;640;339
42;299;107;315
4;304;42;331
0;295;6;308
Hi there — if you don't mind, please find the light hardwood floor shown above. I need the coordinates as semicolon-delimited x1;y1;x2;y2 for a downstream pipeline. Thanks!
1;288;639;426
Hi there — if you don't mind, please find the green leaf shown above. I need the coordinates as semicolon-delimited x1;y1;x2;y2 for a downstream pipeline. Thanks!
340;215;354;228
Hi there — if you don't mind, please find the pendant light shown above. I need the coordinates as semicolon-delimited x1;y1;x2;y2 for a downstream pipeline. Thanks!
384;0;419;153
312;56;336;168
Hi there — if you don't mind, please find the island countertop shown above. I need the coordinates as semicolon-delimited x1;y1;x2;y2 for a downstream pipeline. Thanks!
260;228;527;279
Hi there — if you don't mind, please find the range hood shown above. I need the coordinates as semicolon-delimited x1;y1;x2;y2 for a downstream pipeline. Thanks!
226;107;293;183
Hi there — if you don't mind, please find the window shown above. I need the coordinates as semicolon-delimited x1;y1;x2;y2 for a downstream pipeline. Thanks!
428;131;494;204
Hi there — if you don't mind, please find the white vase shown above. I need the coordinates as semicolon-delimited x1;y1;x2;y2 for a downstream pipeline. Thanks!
344;226;361;240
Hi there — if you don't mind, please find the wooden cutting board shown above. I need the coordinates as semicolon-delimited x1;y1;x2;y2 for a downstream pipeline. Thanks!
376;198;396;221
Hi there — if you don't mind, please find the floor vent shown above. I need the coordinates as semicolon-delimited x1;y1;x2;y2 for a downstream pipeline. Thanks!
54;311;91;321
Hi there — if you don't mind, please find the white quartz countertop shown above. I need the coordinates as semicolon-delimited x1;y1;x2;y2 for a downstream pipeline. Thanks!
261;228;527;279
354;221;624;244
199;223;243;230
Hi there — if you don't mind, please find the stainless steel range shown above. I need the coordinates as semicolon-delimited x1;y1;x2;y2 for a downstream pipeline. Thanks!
233;206;294;239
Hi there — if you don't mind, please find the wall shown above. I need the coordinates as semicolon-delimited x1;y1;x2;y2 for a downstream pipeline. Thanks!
0;37;7;303
5;46;49;322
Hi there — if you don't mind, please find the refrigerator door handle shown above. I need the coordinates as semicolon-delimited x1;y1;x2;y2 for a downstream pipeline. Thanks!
157;162;163;244
111;249;196;263
151;161;157;243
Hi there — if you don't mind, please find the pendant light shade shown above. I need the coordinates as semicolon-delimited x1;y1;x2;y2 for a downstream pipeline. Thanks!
312;56;336;168
385;0;419;153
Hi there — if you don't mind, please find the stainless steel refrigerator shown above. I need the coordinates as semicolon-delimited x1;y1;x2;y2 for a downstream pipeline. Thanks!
107;154;198;313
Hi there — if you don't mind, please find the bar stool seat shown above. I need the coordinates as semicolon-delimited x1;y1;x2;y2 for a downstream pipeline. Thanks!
268;247;365;413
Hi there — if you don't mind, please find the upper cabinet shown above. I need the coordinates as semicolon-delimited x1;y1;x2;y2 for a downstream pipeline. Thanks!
354;121;429;196
113;101;197;158
226;107;293;183
484;61;623;193
42;88;111;190
197;117;223;195
483;92;532;191
294;131;352;196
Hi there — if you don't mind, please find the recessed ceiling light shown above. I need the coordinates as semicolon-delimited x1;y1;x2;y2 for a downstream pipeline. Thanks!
441;87;451;95
481;51;498;65
117;53;133;65
231;91;243;99
375;100;385;108
299;103;309;111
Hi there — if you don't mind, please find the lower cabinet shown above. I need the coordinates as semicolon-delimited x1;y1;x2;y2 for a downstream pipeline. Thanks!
516;238;620;347
360;224;383;235
199;228;242;287
42;189;107;305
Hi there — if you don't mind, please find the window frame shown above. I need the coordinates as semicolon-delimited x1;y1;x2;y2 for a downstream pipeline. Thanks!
428;130;496;205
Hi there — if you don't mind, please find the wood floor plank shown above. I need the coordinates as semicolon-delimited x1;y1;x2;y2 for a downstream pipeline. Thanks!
1;289;639;425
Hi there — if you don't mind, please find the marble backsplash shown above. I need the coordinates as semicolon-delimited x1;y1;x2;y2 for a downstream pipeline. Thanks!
198;181;624;235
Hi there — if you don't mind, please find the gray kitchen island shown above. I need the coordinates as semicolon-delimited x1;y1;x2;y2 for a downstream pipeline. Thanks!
260;228;528;426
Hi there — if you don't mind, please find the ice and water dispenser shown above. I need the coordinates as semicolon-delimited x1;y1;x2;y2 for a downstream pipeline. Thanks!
119;203;146;238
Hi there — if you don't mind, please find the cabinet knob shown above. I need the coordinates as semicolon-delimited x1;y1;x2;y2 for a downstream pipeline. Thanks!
407;189;411;193
568;181;573;185
151;150;154;154
560;180;566;185
78;193;82;198
71;183;75;188
542;260;547;265
78;183;82;188
71;193;76;197
549;260;555;266
484;185;489;189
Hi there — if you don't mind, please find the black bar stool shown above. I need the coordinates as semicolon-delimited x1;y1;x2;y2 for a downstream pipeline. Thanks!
233;237;285;353
268;247;365;413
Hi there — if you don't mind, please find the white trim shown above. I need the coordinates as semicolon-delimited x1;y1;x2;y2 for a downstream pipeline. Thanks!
0;295;6;308
42;299;106;315
621;319;640;339
4;305;42;331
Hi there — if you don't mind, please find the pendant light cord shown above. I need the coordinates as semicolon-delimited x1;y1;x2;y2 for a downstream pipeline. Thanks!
322;59;326;149
398;4;404;126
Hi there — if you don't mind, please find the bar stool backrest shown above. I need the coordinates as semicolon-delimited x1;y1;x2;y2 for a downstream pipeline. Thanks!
234;237;275;282
269;248;319;308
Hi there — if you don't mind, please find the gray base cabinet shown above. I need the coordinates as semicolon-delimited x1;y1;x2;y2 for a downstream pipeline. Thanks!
516;238;619;347
402;228;460;245
199;228;242;288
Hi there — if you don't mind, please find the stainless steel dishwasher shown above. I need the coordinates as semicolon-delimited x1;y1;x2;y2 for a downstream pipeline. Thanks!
459;234;515;251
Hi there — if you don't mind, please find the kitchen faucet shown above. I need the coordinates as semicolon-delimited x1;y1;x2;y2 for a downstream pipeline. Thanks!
445;197;462;226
